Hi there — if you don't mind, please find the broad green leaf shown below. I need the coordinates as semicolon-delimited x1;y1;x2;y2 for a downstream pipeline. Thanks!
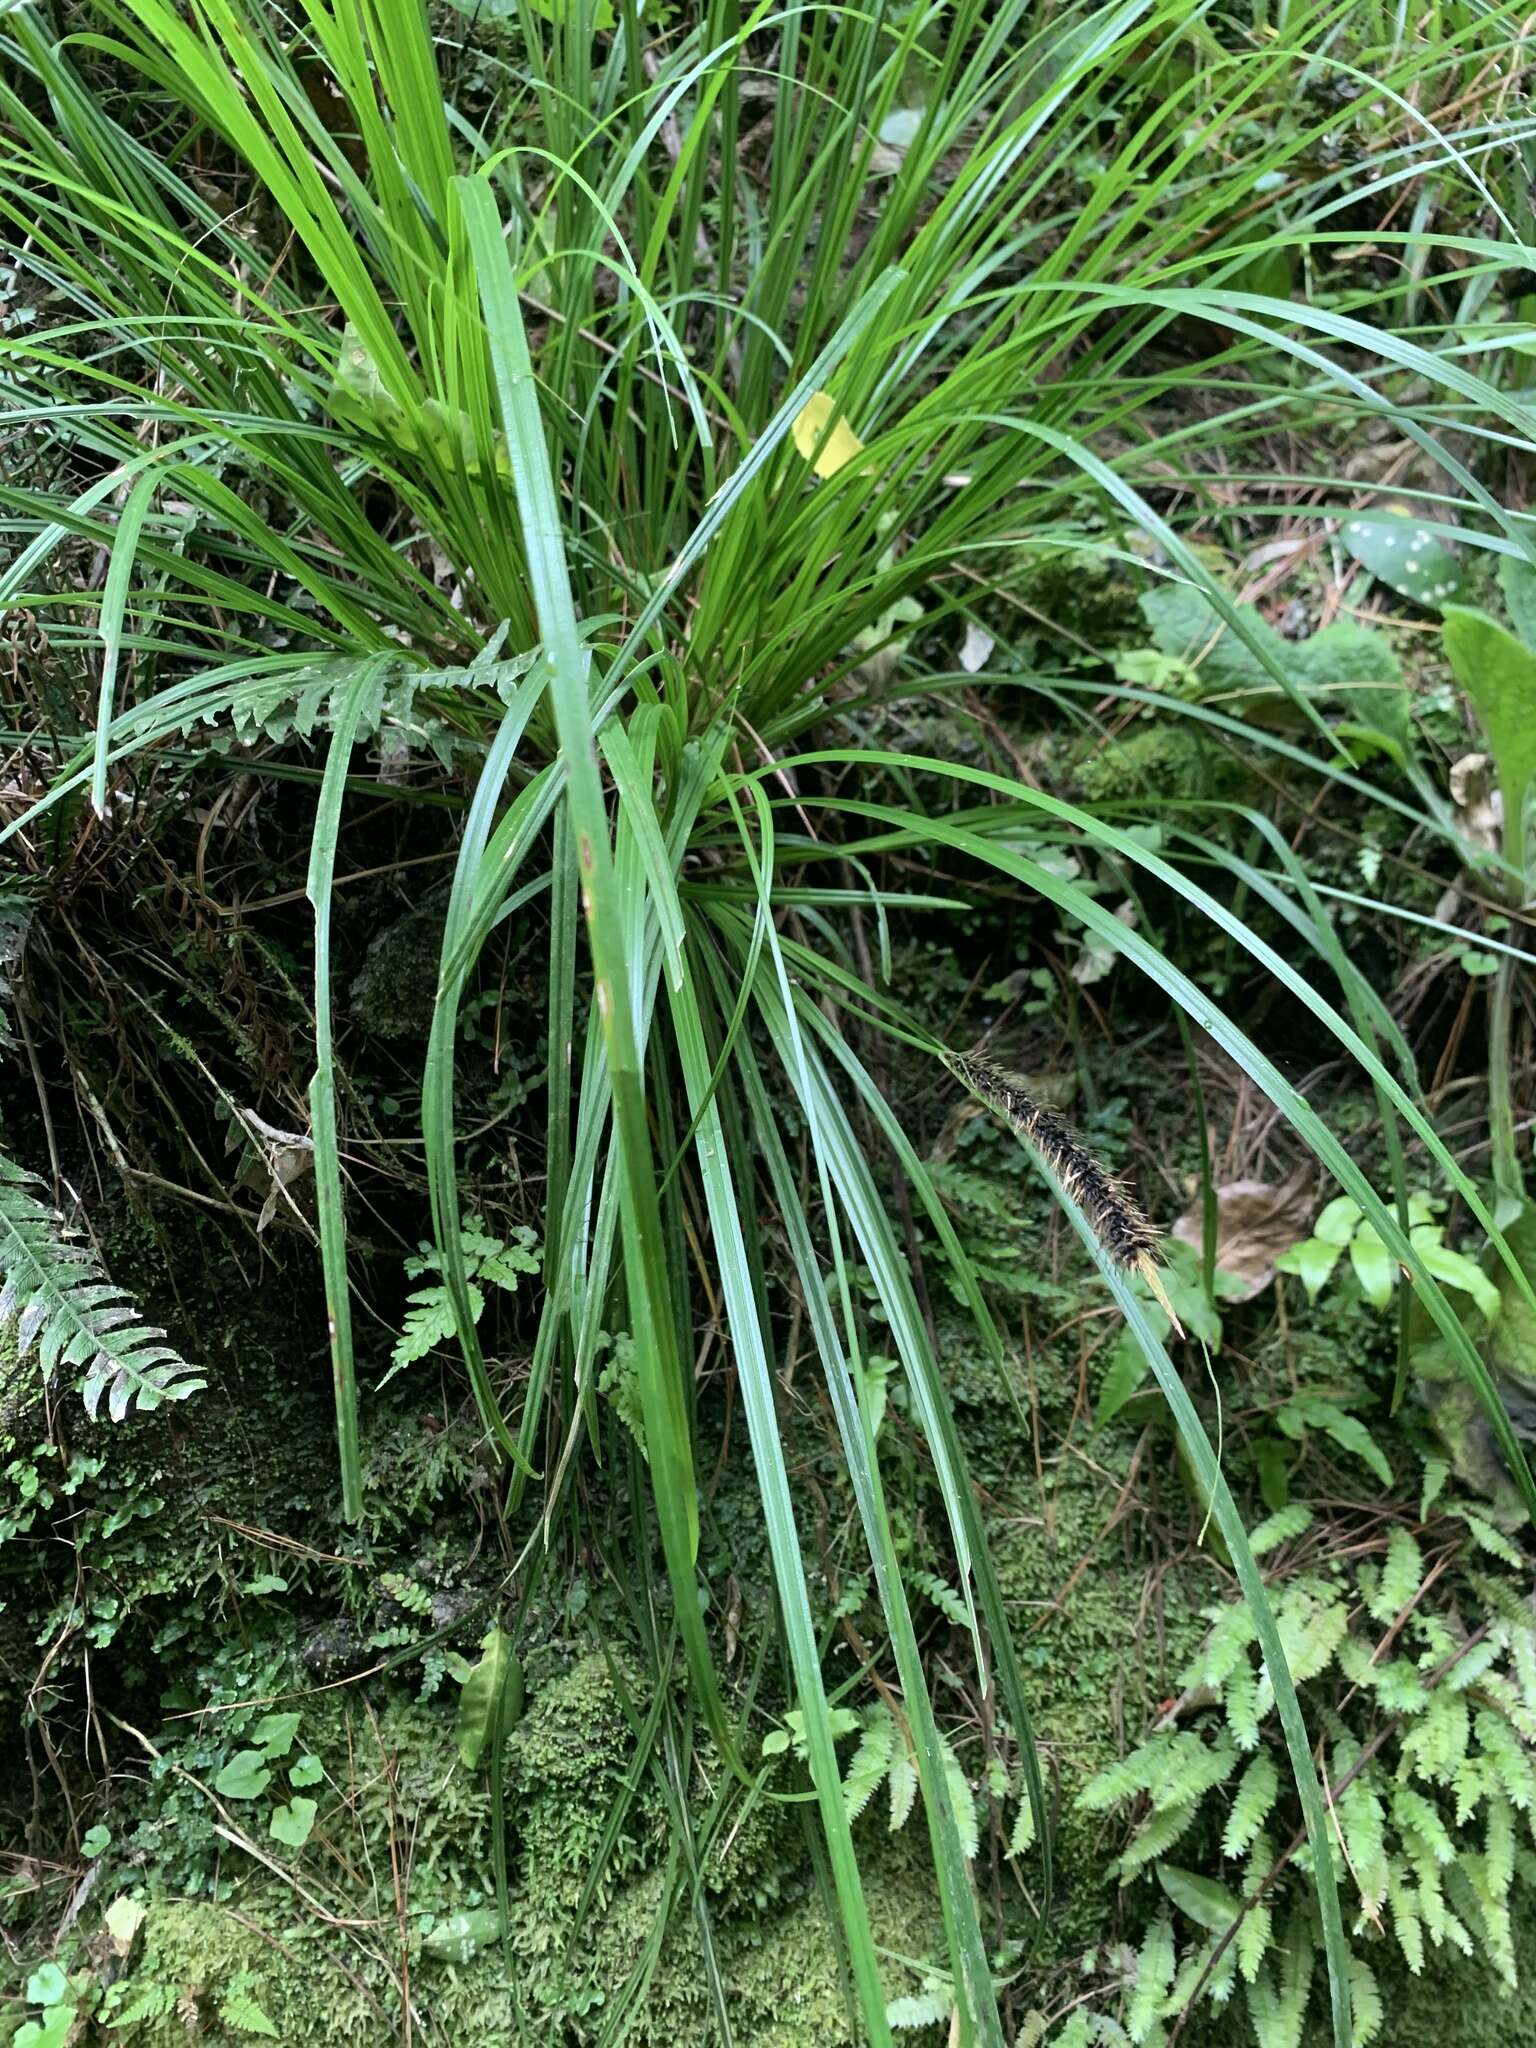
1499;557;1536;650
214;1751;271;1801
1315;1196;1363;1248
455;1626;522;1771
81;1824;110;1857
289;1755;323;1788
1343;515;1466;612
25;1965;69;2009
16;2011;73;2048
1157;1860;1242;1932
1349;1222;1396;1310
1412;1227;1502;1324
105;1897;145;1954
268;1798;317;1848
1276;1236;1342;1303
1442;608;1536;864
1278;1395;1392;1488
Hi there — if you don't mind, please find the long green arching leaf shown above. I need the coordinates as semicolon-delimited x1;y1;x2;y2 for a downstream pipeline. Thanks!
664;949;897;2048
775;760;1536;1521
711;950;1020;2048
1031;1143;1352;2048
917;669;1490;881
709;777;1025;2040
90;467;160;817
1002;287;1536;565
754;965;1058;1971
458;172;737;1760
305;655;394;1521
422;686;551;1474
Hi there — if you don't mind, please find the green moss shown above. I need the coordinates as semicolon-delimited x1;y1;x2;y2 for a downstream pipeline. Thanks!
349;899;447;1039
1073;723;1233;806
107;1900;379;2043
1012;547;1147;648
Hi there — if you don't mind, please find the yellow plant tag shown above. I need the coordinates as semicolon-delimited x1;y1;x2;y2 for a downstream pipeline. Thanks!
791;392;865;478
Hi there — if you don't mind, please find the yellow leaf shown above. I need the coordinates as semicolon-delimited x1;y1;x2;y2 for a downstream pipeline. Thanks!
791;392;865;478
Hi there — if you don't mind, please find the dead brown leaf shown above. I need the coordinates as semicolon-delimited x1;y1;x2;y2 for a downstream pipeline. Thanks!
1172;1167;1315;1301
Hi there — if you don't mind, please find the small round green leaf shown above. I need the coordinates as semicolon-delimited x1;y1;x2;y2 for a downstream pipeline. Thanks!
214;1750;272;1801
25;1965;69;2009
268;1797;317;1849
252;1711;301;1759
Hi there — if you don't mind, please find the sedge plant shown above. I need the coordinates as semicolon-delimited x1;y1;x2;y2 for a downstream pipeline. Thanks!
6;0;1536;2038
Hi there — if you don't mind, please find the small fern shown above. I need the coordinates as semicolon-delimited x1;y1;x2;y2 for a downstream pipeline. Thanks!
0;1155;205;1420
834;1708;977;1856
218;1974;279;2038
387;1215;539;1381
1073;1496;1536;2045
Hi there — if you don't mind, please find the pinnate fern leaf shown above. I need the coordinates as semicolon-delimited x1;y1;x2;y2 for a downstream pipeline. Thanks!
1223;1753;1279;1857
843;1708;896;1823
0;1156;204;1419
1125;1909;1174;2043
1370;1527;1424;1622
1347;1957;1383;2047
888;1741;918;1832
1247;1504;1313;1558
938;1732;978;1860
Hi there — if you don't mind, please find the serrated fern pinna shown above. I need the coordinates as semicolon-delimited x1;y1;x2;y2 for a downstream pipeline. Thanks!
0;1155;205;1421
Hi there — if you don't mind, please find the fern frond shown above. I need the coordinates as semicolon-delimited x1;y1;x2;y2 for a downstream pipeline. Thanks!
1272;1582;1349;1689
1182;1604;1257;1693
888;1742;919;1833
843;1708;897;1823
1348;1956;1384;2048
1391;1784;1456;1866
1149;1738;1239;1813
1237;1886;1273;1986
1474;1708;1536;1811
1247;1504;1313;1558
1079;1736;1179;1814
1338;1636;1429;1714
1244;1909;1313;2048
1117;1800;1202;1881
0;1156;205;1420
1402;1691;1471;1788
912;1569;972;1629
1224;1669;1263;1752
1223;1754;1279;1858
938;1732;979;1860
1008;1778;1037;1859
1125;1909;1175;2044
1370;1527;1424;1622
1386;1861;1424;1974
1337;1768;1389;1919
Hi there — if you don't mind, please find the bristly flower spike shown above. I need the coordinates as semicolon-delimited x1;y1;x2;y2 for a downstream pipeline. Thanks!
942;1047;1184;1338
